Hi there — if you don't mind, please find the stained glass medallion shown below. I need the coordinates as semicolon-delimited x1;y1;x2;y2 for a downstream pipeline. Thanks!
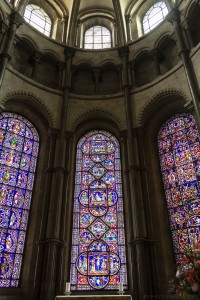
158;114;200;261
0;113;39;287
70;130;128;290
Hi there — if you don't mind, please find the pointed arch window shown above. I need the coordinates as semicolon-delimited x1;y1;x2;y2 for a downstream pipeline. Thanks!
23;4;52;37
158;114;200;262
70;130;128;290
143;1;168;34
0;113;39;287
84;26;111;49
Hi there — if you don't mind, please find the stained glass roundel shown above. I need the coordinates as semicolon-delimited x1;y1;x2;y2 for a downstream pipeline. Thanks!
158;114;200;261
0;113;39;287
70;130;128;290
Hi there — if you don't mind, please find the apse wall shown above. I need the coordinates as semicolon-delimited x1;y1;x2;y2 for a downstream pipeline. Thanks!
0;0;200;298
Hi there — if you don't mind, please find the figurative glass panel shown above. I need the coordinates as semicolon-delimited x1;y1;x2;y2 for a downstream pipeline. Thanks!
0;113;39;287
84;26;111;49
158;114;200;262
143;2;168;34
24;4;51;36
70;130;128;290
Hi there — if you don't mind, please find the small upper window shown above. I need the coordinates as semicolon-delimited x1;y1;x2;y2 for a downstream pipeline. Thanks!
84;26;111;49
23;4;51;37
143;1;168;34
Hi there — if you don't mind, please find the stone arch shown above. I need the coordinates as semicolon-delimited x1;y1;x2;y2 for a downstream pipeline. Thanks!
0;90;55;128
184;0;200;47
138;88;190;127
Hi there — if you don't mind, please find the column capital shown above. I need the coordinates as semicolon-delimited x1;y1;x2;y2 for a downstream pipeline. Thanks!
0;21;9;34
118;45;129;58
10;11;24;28
31;50;42;63
150;48;163;62
64;46;76;60
166;7;180;24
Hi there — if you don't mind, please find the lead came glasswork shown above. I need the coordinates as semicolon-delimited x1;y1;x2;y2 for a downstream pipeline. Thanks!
70;130;128;290
158;114;200;261
0;113;39;287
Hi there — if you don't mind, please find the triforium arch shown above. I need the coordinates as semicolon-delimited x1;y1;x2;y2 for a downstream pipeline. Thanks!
139;91;191;292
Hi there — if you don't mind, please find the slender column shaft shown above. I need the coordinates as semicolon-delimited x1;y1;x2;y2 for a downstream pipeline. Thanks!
62;15;68;43
0;12;23;89
168;8;200;132
118;46;158;299
31;128;58;300
0;22;8;54
112;0;126;45
125;14;132;42
43;46;75;300
182;18;195;49
151;48;162;77
30;51;42;79
16;0;30;15
67;0;81;46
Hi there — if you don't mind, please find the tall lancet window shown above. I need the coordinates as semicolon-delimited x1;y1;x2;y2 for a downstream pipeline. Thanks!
0;113;39;287
70;130;128;290
158;114;200;262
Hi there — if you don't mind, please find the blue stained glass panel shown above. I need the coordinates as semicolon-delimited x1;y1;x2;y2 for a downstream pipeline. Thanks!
158;114;200;257
0;113;39;287
70;130;128;290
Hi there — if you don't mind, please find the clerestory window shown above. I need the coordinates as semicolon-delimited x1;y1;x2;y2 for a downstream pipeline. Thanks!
23;4;52;37
84;26;111;49
143;1;168;34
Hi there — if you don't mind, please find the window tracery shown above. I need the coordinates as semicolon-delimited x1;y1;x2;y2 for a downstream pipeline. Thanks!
23;4;51;37
143;1;168;34
70;130;128;290
158;114;200;262
0;113;39;287
84;26;111;49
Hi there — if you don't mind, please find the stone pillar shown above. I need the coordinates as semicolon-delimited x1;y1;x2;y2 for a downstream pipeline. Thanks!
41;46;75;300
75;19;81;47
168;8;200;133
112;0;126;45
113;22;118;46
93;67;101;95
182;18;195;49
118;46;158;300
129;59;135;88
62;15;68;43
56;131;73;295
31;128;58;300
0;22;8;54
0;11;23;89
150;48;162;77
16;0;30;15
57;61;65;90
30;51;42;79
67;0;81;46
125;14;132;42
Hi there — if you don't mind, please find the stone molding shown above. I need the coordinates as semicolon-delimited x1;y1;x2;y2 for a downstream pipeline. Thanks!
0;90;55;127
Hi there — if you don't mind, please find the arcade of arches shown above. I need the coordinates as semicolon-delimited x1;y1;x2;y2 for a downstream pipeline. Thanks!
0;0;200;300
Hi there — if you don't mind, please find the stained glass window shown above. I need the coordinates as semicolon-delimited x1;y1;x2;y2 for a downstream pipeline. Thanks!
70;130;128;290
84;26;111;49
0;113;39;287
158;114;200;262
143;2;168;34
24;4;52;37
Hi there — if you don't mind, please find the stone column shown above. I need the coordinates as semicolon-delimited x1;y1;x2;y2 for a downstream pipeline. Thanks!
0;22;8;54
75;19;81;47
93;67;101;95
62;15;68;43
168;8;200;132
30;51;42;79
125;14;132;42
182;18;195;49
150;48;162;77
0;11;23;89
118;46;158;300
67;0;81;46
31;128;58;300
57;61;65;90
129;59;135;88
16;0;30;15
112;0;126;45
41;46;75;300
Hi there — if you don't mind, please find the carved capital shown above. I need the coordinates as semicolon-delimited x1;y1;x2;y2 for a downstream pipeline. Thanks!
10;11;24;28
0;21;9;34
166;8;180;24
64;46;76;60
150;48;163;62
118;45;129;58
